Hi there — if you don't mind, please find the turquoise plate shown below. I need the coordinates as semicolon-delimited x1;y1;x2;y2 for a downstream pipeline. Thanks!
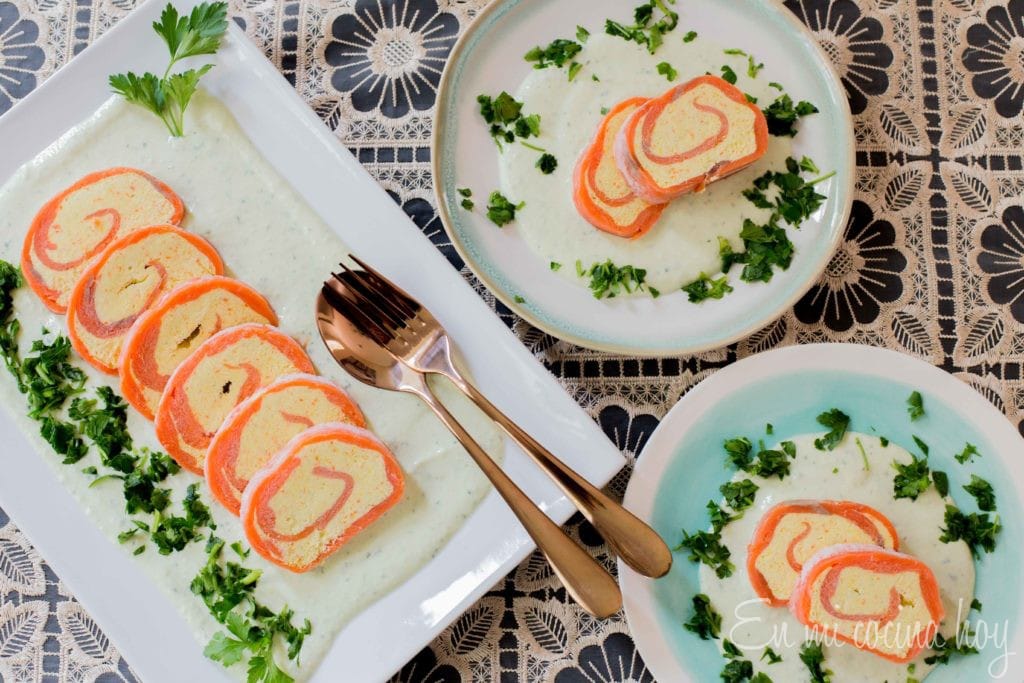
621;344;1024;680
433;0;853;355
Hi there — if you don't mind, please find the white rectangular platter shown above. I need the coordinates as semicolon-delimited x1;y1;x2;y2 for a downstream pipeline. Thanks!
0;1;626;680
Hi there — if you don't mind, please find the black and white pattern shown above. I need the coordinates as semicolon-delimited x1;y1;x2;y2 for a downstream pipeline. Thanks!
1;0;1023;680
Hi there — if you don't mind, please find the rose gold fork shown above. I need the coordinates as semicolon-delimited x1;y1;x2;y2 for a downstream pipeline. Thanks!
329;254;672;579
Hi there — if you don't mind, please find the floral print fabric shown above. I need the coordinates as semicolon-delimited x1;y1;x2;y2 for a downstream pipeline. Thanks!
1;0;1023;681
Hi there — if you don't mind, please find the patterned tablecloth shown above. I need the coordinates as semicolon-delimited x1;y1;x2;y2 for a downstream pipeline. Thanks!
1;0;1023;680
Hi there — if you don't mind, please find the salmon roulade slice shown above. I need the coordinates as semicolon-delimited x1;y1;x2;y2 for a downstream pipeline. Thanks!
154;324;315;474
789;545;945;663
241;422;405;572
614;75;769;203
66;225;224;375
747;500;899;606
206;373;366;515
573;97;667;239
119;276;277;420
21;168;185;313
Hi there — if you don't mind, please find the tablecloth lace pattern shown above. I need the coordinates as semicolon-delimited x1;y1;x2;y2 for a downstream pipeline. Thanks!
0;0;1022;680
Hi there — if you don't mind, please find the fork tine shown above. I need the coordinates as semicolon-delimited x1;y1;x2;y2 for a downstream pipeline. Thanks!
321;279;393;347
348;254;419;317
336;263;410;330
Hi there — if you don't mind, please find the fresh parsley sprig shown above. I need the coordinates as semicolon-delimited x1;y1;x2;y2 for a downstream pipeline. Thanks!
110;2;228;137
605;0;679;54
578;259;649;299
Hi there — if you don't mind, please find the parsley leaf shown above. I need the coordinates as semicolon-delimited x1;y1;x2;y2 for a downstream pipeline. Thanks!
683;593;721;639
907;390;925;420
656;61;678;81
707;501;735;533
485;191;523;226
955;442;980;464
720;659;754;683
683;30;697;42
675;527;734;577
477;92;543;149
576;25;590;42
963;475;996;511
925;622;980;665
813;408;850;450
549;261;562;271
720;479;758;511
524;38;582;69
605;0;679;53
932;470;949;497
799;641;832;682
892;454;931;500
724;437;754;470
151;483;213;554
751;444;792;479
682;272;732;302
747;55;764;78
761;93;819;137
580;259;648;298
761;647;782;664
720;64;738;84
536;153;558;174
109;2;226;137
939;504;1000;557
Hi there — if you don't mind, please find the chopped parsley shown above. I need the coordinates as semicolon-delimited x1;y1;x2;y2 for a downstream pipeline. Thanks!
854;437;870;470
724;48;747;56
477;92;541;149
579;259;649;298
720;64;738;84
880;436;890;447
458;187;474;210
605;0;679;54
195;536;311;681
724;437;754;470
798;156;820;174
110;2;228;137
932;470;950;497
761;647;782;664
728;219;794;283
892;454;931;501
925;622;980;665
656;61;678;81
939;505;1000;557
707;501;735;533
799;641;832;683
741;158;832;227
720;659;754;683
524;38;582;70
536;153;558;174
720;479;758;511
906;390;925;420
567;62;583;81
485;191;524;227
682;272;733;302
576;25;590;42
761;93;819;137
912;435;930;456
549;261;562;271
149;483;213;555
813;408;850;450
750;442;792;479
513;295;526;304
747;55;764;78
683;593;721;639
675;527;734;578
683;30;697;42
963;474;996;511
955;442;980;464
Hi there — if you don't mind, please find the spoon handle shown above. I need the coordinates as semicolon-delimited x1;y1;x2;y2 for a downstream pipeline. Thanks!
446;374;672;579
414;383;622;619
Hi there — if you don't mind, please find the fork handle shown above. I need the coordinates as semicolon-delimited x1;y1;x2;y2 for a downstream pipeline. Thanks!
413;383;622;619
446;374;672;579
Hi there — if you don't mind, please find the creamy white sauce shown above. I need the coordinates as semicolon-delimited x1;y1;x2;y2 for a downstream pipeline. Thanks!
702;433;974;682
500;33;793;292
0;93;503;680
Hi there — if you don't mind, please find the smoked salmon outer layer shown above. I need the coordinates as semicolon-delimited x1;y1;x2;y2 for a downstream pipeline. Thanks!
66;225;224;375
788;544;945;664
572;97;667;239
154;324;315;474
206;373;366;515
22;167;185;313
240;422;405;573
614;75;768;203
747;500;900;606
118;276;277;420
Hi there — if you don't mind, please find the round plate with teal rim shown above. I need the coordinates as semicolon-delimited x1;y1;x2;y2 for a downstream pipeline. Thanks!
433;0;853;356
619;344;1024;681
